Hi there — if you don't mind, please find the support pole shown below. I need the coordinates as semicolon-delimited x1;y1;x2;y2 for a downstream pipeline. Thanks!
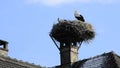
78;41;83;51
49;34;60;51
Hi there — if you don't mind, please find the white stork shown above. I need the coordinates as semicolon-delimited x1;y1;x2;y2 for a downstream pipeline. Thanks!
74;10;85;22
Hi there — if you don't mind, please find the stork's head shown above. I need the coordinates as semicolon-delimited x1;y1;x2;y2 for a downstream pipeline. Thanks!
74;10;80;17
74;10;78;14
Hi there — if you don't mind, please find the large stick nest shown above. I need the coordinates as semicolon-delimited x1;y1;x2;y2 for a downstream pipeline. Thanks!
50;20;95;43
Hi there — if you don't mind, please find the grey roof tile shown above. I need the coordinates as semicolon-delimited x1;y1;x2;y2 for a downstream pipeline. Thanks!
72;52;120;68
0;56;42;68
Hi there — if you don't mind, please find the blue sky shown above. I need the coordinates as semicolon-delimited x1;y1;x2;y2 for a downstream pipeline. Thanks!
0;0;120;67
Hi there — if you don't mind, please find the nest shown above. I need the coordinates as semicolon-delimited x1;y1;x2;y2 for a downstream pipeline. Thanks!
50;19;95;43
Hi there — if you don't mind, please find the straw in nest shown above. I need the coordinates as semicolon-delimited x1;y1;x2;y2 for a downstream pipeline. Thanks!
50;19;95;43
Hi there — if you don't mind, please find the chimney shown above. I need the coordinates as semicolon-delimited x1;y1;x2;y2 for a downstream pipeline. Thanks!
0;40;8;57
50;35;80;68
60;42;78;68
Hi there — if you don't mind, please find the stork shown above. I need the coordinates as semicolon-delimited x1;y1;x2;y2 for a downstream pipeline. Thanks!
74;10;85;22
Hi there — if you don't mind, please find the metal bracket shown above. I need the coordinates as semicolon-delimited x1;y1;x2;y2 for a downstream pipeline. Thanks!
78;41;83;51
49;34;60;51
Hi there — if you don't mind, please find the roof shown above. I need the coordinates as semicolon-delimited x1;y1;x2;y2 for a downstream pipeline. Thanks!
0;56;43;68
54;51;120;68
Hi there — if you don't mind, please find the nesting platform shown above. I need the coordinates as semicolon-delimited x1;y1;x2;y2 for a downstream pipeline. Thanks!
50;19;95;43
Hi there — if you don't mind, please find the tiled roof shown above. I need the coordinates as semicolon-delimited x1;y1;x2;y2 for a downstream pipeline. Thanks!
0;56;43;68
72;51;120;68
54;51;120;68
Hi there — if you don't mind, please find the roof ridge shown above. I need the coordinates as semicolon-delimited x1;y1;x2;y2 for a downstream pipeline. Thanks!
78;51;115;62
0;56;41;67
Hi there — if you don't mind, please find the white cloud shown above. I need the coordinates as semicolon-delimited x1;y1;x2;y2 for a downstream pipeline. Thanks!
96;0;119;4
41;0;74;6
26;0;120;6
26;0;75;6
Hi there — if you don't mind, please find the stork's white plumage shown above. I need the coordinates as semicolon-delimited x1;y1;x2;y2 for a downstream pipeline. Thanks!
74;10;85;22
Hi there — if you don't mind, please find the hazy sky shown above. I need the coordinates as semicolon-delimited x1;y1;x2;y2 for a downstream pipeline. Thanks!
0;0;120;67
